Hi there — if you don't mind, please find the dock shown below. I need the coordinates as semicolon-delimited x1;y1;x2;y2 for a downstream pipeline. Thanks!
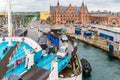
67;33;120;59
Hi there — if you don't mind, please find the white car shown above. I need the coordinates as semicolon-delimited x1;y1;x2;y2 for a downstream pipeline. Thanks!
61;35;68;42
57;46;68;58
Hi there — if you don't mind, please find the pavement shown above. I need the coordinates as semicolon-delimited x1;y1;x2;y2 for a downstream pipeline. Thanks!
91;24;120;34
26;28;39;42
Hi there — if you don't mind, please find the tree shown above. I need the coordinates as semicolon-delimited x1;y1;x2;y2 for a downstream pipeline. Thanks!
46;17;50;24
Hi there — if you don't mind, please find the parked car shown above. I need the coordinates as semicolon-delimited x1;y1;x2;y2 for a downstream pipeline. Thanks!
61;35;68;42
57;46;68;58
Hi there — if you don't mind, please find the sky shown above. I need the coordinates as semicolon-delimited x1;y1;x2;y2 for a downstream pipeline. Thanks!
0;0;120;12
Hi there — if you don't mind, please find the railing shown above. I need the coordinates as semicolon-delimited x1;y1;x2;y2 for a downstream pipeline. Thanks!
0;37;42;52
67;33;120;53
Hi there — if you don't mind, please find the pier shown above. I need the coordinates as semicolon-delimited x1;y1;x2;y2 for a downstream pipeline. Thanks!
67;33;120;59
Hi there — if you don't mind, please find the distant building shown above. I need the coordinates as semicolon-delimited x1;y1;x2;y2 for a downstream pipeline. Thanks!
12;12;40;26
40;12;50;20
50;1;120;26
89;11;120;26
50;1;89;25
0;12;40;26
0;12;8;25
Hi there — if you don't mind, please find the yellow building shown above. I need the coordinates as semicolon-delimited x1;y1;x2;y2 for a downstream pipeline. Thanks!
0;12;7;16
40;12;50;20
0;12;8;25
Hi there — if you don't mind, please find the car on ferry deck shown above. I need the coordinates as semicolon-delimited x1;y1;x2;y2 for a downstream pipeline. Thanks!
61;35;68;42
57;46;68;58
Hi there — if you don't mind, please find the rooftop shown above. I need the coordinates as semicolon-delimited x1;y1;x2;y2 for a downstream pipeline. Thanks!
90;12;120;18
50;6;80;13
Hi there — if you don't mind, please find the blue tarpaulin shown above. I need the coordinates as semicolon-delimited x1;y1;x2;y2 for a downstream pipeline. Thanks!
84;32;92;38
99;33;114;41
47;34;59;47
75;28;81;35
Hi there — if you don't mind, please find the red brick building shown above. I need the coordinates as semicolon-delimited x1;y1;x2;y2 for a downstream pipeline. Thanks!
50;1;89;25
50;1;120;26
89;12;120;26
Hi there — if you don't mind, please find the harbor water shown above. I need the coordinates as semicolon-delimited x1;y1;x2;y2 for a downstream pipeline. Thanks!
77;41;120;80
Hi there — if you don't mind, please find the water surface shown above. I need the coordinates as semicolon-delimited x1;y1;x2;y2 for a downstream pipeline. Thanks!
77;41;120;80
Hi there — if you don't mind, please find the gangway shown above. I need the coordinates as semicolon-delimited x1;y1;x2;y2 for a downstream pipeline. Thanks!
0;43;19;79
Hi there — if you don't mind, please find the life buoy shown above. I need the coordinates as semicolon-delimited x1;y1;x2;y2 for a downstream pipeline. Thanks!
16;60;21;65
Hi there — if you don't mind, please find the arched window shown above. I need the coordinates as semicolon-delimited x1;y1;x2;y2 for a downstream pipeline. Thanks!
112;20;117;25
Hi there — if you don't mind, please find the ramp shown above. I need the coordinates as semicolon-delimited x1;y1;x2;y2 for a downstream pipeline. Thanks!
22;66;50;80
0;42;21;79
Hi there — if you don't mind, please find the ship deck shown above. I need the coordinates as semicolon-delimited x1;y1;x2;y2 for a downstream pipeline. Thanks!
0;43;17;79
21;66;50;80
1;29;82;79
59;36;82;78
59;53;82;78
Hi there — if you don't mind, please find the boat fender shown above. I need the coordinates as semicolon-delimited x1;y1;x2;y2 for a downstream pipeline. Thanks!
109;44;114;55
18;78;23;80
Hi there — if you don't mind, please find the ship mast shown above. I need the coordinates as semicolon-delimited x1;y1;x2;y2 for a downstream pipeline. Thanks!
8;0;12;46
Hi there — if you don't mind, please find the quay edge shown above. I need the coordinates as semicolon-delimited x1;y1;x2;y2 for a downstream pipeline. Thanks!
66;33;120;59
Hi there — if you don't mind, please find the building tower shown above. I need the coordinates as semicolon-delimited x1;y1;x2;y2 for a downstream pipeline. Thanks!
57;0;59;6
80;1;89;25
55;0;61;24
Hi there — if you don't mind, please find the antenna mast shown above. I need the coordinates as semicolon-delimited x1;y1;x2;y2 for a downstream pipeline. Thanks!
8;0;12;46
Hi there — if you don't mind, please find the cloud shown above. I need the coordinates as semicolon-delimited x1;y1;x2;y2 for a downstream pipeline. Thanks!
0;0;120;12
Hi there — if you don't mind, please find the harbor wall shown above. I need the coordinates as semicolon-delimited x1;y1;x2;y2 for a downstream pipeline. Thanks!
98;29;120;42
67;34;120;59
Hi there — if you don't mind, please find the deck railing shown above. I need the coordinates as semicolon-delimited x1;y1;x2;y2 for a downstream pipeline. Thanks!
0;37;42;52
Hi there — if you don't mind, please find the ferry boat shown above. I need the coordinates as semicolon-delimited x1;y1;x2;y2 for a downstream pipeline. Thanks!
0;28;82;80
0;1;82;80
